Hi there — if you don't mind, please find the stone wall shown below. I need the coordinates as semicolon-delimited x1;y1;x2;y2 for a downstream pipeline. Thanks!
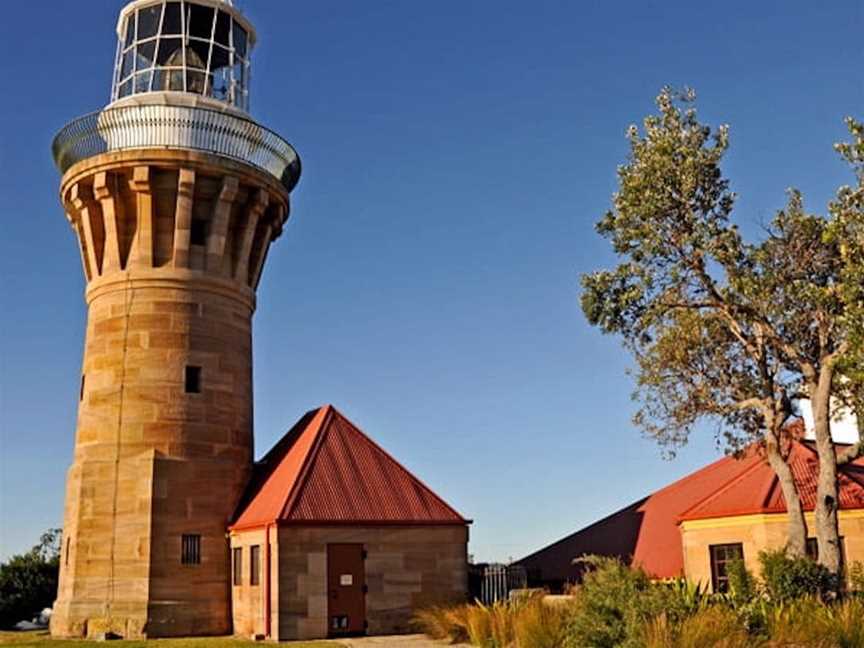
231;525;468;641
51;150;289;639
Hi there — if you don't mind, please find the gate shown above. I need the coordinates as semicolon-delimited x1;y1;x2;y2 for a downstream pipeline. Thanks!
469;563;528;604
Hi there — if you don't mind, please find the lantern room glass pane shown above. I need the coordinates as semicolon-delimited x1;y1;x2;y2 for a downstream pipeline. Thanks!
121;50;134;79
188;4;215;39
136;40;157;69
188;40;210;68
134;71;153;93
162;2;182;35
124;16;135;48
214;11;231;46
157;38;183;65
233;23;248;59
138;6;162;40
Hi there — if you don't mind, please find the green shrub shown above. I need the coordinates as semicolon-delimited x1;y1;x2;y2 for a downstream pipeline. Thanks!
726;558;757;604
563;556;695;648
0;530;61;629
759;547;832;602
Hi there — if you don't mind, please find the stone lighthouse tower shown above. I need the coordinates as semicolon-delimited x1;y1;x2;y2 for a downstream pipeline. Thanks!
50;0;300;638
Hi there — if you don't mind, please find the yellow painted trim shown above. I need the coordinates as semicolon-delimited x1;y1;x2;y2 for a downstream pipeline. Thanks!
681;509;864;532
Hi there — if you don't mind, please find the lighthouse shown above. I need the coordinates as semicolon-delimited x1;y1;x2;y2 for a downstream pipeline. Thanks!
50;0;300;637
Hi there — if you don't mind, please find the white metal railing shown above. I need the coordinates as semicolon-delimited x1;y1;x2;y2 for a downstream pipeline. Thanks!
52;104;300;191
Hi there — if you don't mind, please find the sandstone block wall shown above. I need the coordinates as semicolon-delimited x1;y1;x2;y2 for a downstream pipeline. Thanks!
238;525;471;641
52;150;289;638
680;511;864;591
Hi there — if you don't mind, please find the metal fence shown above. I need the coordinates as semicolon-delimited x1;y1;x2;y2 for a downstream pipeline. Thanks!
470;563;528;604
51;104;301;191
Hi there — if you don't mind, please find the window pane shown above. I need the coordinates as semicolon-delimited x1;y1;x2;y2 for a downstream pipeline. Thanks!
232;547;243;586
186;70;208;95
124;15;136;48
157;38;183;65
121;50;135;79
162;2;182;35
134;71;153;93
188;4;215;39
186;43;208;70
168;69;184;91
136;40;156;69
212;67;230;101
214;10;231;46
152;68;168;92
210;45;230;70
138;5;162;40
250;545;260;586
232;22;248;59
118;79;133;98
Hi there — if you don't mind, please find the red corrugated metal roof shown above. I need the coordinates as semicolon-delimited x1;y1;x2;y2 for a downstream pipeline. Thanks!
518;439;864;581
231;405;467;530
679;441;864;522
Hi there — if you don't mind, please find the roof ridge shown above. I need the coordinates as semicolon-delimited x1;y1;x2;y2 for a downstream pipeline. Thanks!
278;405;333;520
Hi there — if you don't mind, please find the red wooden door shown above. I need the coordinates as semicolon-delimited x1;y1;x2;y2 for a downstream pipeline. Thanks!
327;543;366;636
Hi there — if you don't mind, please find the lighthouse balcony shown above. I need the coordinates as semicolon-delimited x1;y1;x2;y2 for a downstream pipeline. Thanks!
52;102;301;192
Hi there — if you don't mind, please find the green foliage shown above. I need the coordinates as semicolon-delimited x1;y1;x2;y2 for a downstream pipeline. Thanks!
726;558;757;605
849;561;864;594
0;529;61;629
758;548;832;602
563;557;705;648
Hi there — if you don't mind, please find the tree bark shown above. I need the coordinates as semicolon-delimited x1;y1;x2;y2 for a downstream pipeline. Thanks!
765;440;808;557
810;374;844;578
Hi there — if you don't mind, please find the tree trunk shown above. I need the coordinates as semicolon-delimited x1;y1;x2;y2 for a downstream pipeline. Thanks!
810;375;844;580
765;441;808;557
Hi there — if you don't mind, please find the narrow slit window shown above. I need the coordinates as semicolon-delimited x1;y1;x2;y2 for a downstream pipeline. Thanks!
190;219;207;246
185;366;202;394
65;539;70;567
181;534;201;565
250;545;260;586
232;547;242;586
79;374;86;401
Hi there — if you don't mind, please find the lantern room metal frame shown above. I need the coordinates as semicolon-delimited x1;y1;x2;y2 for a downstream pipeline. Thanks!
111;0;255;111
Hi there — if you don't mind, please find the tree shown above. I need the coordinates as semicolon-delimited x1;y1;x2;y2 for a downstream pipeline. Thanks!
581;88;811;556
0;529;61;628
582;89;864;582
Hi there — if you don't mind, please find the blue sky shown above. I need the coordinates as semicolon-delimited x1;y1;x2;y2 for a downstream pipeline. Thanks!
0;0;861;562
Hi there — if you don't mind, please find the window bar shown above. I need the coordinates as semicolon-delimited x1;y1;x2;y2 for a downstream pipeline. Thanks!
149;2;167;93
206;8;217;101
228;16;235;106
111;29;122;102
180;0;187;92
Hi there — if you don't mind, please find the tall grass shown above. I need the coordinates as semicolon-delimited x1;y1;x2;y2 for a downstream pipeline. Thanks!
413;595;573;648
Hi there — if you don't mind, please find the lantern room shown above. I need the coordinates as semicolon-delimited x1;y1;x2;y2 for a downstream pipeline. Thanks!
111;0;255;111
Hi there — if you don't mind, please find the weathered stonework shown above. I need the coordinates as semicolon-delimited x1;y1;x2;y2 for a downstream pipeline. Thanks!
230;525;469;641
52;149;289;638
